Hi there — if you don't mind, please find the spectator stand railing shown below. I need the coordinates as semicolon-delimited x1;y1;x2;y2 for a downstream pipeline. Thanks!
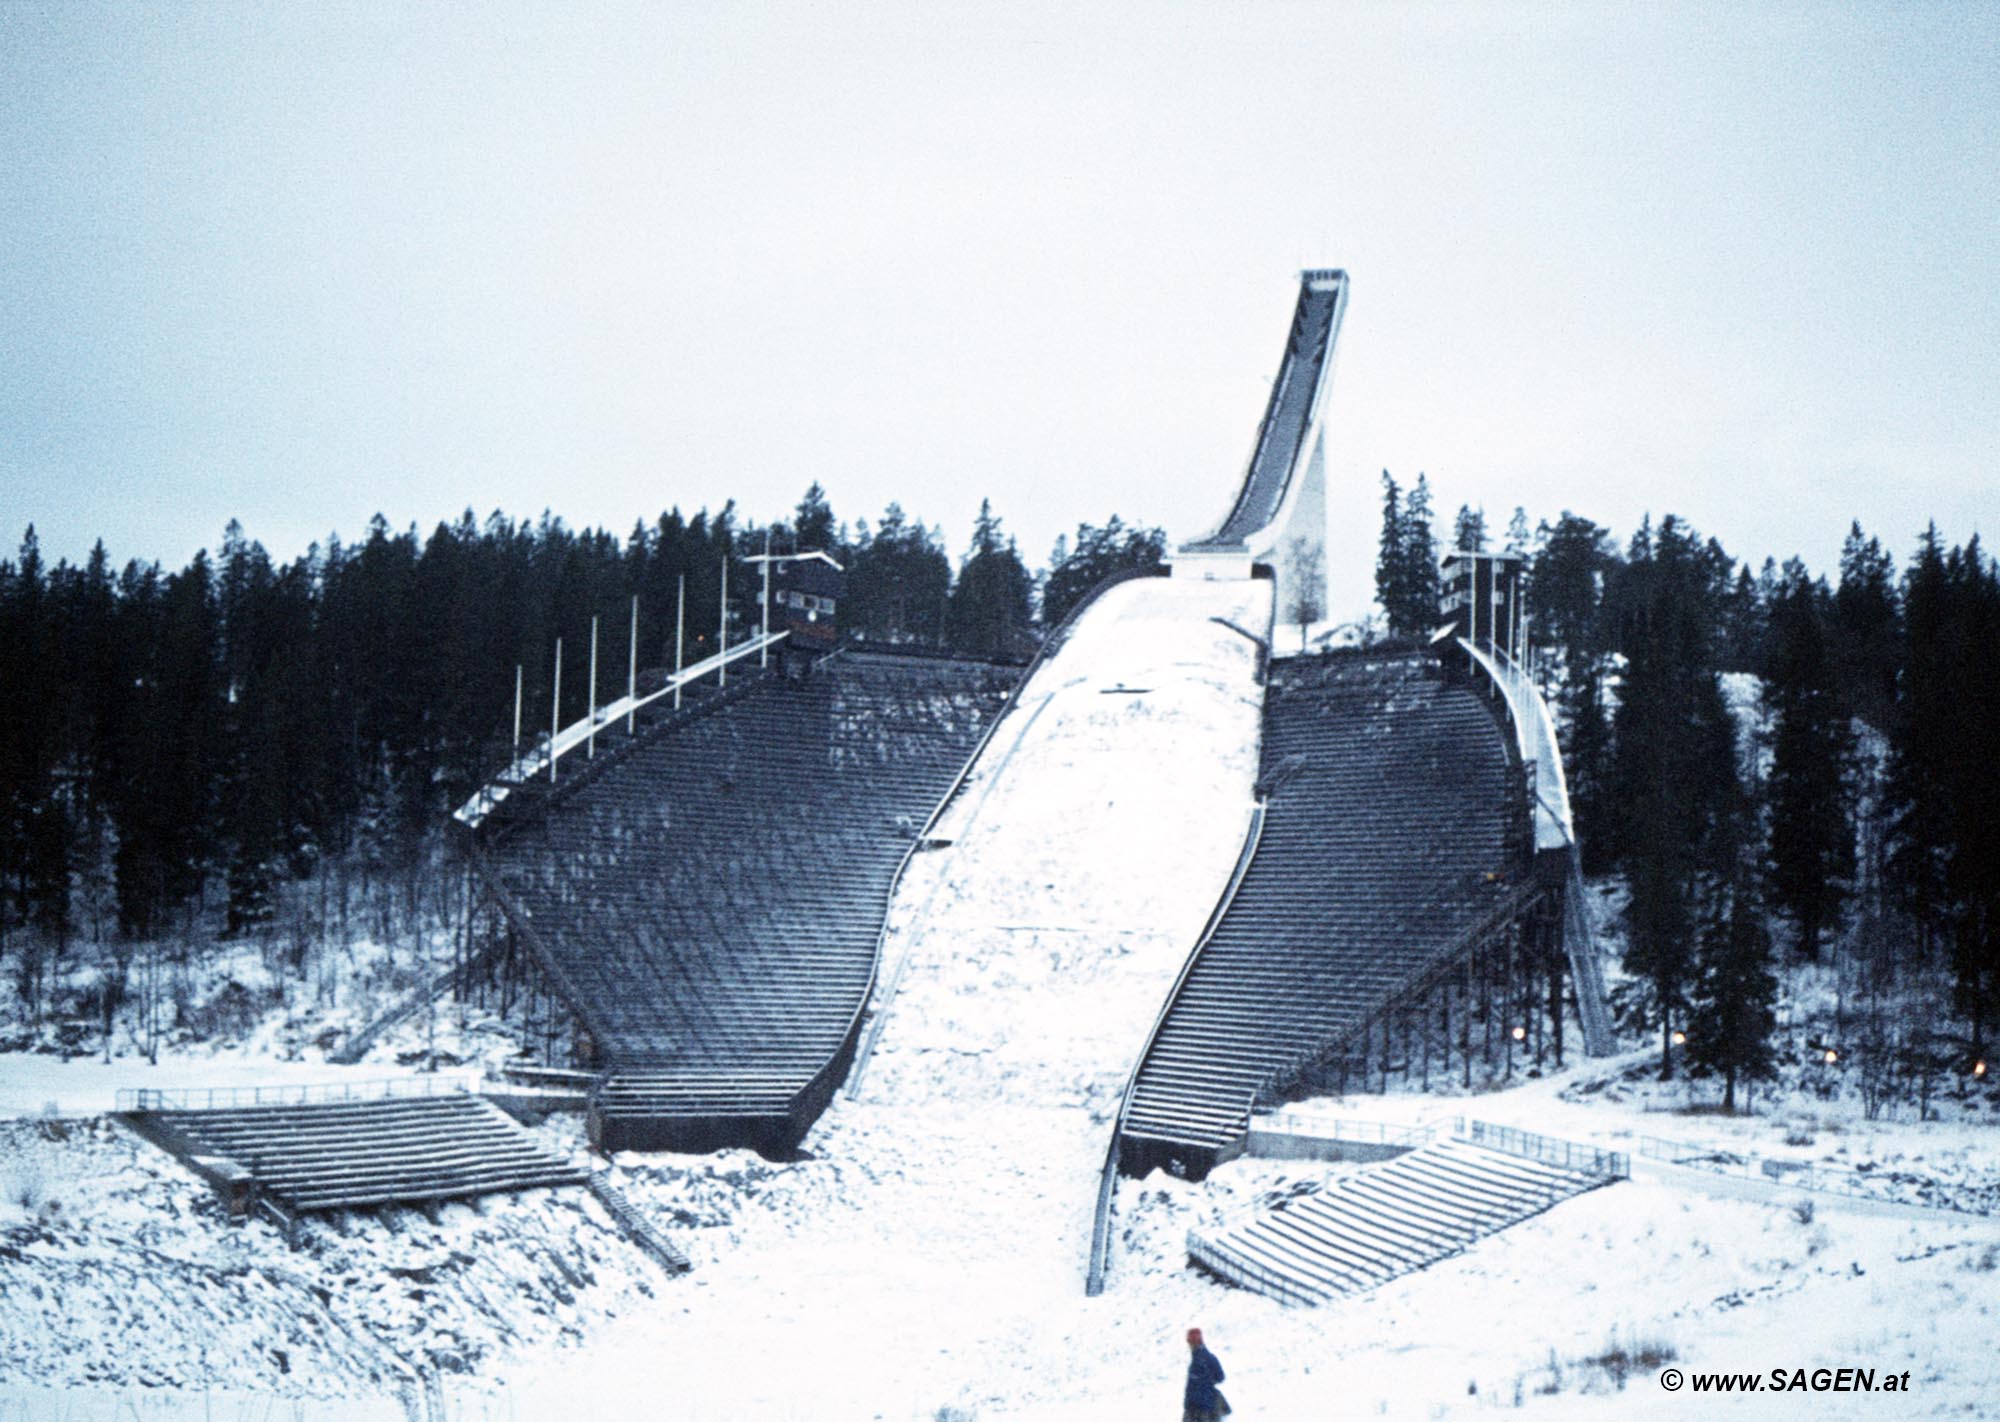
1454;1118;1629;1181
118;1074;480;1114
454;630;790;831
1249;1111;1435;1151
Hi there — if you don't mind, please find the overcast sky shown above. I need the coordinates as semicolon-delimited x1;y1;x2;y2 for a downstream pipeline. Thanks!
3;1;1994;618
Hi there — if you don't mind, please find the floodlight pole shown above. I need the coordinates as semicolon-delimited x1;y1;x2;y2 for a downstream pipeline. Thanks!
627;594;638;733
718;556;728;688
760;531;772;668
587;615;599;758
511;664;522;777
550;638;562;784
674;574;685;710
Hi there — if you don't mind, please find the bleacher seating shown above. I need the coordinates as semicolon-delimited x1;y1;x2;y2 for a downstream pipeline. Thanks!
479;650;1014;1152
139;1093;584;1214
1120;650;1522;1177
1187;1135;1616;1305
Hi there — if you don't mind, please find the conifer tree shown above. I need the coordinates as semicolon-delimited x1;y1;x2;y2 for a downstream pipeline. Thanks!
847;503;950;643
1041;516;1165;627
945;500;1032;659
1530;513;1617;865
1374;472;1405;632
1608;515;1742;1077
1400;474;1441;630
1834;521;1900;729
1762;562;1855;962
793;482;837;553
1452;504;1487;553
1688;869;1778;1111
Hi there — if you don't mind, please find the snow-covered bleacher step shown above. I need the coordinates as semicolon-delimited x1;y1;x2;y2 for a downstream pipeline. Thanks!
1187;1131;1623;1306
126;1088;585;1216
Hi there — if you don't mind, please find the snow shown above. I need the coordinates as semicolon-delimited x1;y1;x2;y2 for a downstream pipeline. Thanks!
9;576;2000;1418
496;573;1279;1418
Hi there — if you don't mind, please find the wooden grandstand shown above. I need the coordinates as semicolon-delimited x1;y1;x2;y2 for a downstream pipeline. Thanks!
470;647;1016;1153
117;1080;584;1234
1117;647;1568;1181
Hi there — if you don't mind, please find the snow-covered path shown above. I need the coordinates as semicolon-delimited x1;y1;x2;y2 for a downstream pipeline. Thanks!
858;574;1274;1111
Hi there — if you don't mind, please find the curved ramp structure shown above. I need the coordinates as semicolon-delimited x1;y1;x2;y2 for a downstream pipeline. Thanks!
1117;648;1535;1180
1455;636;1614;1056
1174;270;1348;616
471;651;1015;1154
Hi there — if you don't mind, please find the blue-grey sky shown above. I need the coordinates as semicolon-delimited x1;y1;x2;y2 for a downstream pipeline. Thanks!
3;1;1994;618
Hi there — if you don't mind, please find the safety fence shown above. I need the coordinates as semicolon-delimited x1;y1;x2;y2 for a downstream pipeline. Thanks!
1250;1112;1435;1150
117;1074;477;1113
1456;1118;1628;1179
1636;1134;1992;1217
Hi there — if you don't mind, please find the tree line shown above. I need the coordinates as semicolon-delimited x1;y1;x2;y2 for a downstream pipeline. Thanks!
0;486;1166;1025
1378;483;1999;1103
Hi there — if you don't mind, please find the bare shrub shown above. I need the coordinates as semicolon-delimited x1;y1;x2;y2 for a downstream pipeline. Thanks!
1586;1329;1680;1390
4;1160;50;1216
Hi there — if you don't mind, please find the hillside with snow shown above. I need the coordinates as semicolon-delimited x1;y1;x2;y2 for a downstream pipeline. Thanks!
5;580;2000;1420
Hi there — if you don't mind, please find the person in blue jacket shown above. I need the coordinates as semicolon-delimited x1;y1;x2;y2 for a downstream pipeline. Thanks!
1183;1327;1228;1420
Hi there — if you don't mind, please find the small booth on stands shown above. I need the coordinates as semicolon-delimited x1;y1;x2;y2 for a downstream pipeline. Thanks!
748;548;845;672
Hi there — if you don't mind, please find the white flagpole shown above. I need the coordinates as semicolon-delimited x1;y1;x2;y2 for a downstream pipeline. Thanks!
511;664;522;777
718;556;728;688
627;594;638;733
588;615;599;758
674;574;685;710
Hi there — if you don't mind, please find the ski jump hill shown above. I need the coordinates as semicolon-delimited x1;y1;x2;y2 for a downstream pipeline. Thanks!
446;267;1608;1178
106;269;1617;1318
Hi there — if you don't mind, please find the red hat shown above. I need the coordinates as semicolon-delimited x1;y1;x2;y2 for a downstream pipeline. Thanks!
1187;1328;1204;1346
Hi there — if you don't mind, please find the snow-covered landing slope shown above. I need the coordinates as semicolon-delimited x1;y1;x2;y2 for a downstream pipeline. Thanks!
500;574;1275;1417
860;574;1274;1112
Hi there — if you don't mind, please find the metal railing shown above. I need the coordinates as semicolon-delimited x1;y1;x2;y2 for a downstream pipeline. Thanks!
1187;1233;1330;1309
453;630;790;828
1636;1134;1992;1217
118;1074;478;1113
1249;1111;1434;1151
1454;1118;1629;1180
